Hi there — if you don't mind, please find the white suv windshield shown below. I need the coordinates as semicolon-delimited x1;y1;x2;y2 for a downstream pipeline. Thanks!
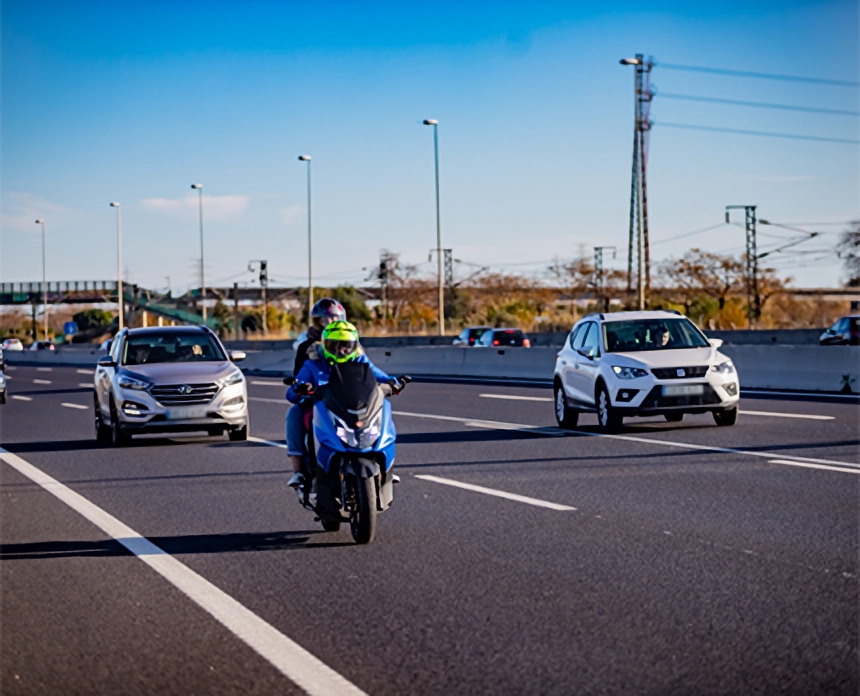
603;318;709;353
122;333;225;365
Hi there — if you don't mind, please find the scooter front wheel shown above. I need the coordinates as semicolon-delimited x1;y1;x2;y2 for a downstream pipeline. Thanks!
348;476;377;544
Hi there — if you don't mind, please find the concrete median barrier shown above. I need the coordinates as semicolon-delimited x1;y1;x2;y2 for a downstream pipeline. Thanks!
6;343;857;394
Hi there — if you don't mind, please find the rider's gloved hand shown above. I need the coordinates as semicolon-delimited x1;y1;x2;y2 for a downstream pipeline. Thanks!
293;381;314;396
387;377;402;395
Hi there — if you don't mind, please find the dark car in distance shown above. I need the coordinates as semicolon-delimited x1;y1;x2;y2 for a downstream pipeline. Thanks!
476;328;531;348
819;315;860;345
453;326;491;346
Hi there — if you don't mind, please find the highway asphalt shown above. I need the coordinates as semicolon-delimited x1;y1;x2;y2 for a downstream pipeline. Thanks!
1;365;857;695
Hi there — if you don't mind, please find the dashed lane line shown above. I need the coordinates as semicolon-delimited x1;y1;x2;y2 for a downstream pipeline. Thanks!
415;474;576;510
478;394;835;420
768;459;860;475
251;380;284;387
33;379;52;385
11;395;32;401
392;410;860;474
78;383;93;389
61;403;88;410
0;448;367;696
479;394;552;402
76;369;94;375
36;367;53;372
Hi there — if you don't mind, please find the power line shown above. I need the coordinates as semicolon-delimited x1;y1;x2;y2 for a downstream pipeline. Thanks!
656;121;860;145
656;62;860;88
657;92;859;117
651;223;727;246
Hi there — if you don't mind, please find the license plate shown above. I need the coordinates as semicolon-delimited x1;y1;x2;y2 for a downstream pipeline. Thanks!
662;384;705;397
165;406;208;420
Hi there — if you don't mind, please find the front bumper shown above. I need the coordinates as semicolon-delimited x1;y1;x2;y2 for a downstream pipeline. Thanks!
609;374;739;414
114;381;248;432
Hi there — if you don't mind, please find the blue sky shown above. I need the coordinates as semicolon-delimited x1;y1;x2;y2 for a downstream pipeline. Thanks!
2;0;858;293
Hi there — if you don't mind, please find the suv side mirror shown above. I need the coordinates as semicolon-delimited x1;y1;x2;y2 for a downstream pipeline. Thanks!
97;355;115;367
708;338;724;348
230;350;246;363
577;347;596;360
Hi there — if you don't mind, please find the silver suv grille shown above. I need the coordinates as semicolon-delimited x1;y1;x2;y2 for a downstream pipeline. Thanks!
150;383;219;406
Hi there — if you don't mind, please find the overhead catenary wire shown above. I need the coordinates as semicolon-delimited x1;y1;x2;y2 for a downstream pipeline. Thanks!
658;93;860;117
651;223;729;246
655;121;860;145
656;62;860;88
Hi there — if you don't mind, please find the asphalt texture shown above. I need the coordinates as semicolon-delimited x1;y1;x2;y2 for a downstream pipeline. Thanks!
1;365;858;695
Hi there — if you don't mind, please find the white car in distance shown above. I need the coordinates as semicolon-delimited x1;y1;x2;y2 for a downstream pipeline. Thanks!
554;310;739;431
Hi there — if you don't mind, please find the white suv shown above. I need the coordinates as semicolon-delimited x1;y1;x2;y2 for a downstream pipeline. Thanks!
553;310;739;431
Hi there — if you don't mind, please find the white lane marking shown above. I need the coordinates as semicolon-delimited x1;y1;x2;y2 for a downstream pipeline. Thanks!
76;369;94;375
415;474;576;511
740;410;834;421
768;459;860;475
249;397;287;405
36;367;53;372
33;379;52;384
742;388;858;400
61;403;88;410
392;410;860;471
0;448;367;696
249;436;287;449
78;383;93;389
479;395;834;419
479;394;553;402
251;380;284;386
11;395;32;401
464;420;565;436
6;366;16;371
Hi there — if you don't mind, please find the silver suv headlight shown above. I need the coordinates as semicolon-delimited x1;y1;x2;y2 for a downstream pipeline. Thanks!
218;370;244;388
711;361;735;374
118;374;150;391
611;365;648;379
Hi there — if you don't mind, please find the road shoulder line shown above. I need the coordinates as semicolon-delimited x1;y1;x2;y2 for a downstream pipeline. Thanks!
0;447;366;696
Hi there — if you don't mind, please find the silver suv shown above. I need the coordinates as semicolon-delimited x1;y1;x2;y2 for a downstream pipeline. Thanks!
94;326;248;446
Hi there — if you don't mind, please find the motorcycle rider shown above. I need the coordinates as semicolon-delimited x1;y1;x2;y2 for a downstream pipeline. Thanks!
286;320;394;489
286;298;347;488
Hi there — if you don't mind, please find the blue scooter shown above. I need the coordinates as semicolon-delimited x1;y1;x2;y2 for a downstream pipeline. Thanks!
291;363;410;544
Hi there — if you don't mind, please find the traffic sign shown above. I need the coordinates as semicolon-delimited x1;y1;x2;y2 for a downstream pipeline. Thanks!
64;321;78;336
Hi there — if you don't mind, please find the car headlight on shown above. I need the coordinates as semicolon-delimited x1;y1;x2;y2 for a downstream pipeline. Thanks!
711;361;735;374
219;370;244;388
118;374;150;391
611;365;649;379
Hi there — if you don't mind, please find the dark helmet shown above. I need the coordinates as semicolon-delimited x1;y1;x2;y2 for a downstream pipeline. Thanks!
310;298;346;333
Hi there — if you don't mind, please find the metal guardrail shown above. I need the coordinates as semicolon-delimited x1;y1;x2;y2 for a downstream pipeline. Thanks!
0;280;118;294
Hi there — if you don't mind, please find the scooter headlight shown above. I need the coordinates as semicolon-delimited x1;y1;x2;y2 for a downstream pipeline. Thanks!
330;412;360;448
357;412;383;450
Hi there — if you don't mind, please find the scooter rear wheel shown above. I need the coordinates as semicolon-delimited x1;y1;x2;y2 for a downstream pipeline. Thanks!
349;476;377;544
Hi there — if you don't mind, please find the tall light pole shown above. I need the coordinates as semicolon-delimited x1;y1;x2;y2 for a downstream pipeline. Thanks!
298;156;313;312
109;202;124;330
423;119;445;335
191;183;206;323
34;219;48;338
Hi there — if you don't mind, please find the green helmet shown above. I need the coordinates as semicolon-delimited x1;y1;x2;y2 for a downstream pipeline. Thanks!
320;320;360;363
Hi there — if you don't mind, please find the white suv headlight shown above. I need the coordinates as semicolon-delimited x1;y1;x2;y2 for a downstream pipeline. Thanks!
218;370;244;388
612;365;648;379
711;361;735;374
118;374;150;391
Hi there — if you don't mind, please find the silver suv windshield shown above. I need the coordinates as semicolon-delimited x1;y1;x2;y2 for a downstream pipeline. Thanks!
122;333;226;365
603;318;709;353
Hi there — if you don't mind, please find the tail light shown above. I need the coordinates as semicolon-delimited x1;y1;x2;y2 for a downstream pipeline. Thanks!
469;338;475;344
523;339;531;347
493;340;500;346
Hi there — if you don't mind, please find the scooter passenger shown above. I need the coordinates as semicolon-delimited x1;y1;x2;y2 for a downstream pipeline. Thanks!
286;320;392;489
286;298;346;488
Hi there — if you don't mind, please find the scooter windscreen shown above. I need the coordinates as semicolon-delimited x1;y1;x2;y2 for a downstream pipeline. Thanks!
323;362;384;429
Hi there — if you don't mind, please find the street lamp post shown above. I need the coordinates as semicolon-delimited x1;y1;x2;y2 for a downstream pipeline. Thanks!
298;156;313;312
423;119;445;336
191;184;206;324
109;202;124;330
34;219;48;339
